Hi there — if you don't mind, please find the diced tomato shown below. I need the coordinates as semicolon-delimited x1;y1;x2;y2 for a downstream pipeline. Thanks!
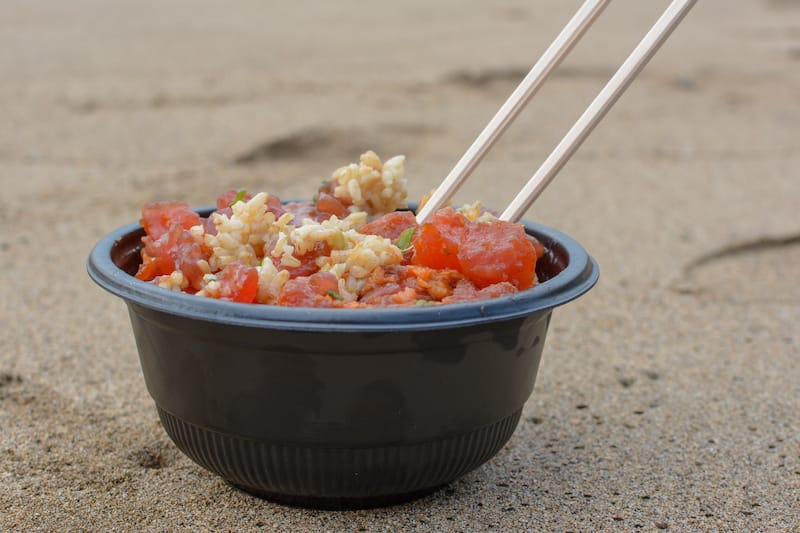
359;211;417;241
140;202;201;240
276;278;317;307
315;193;350;219
283;202;317;224
457;220;537;289
410;208;466;271
277;271;341;307
410;208;538;290
308;271;339;294
265;194;286;218
136;224;210;290
283;195;348;224
214;263;259;303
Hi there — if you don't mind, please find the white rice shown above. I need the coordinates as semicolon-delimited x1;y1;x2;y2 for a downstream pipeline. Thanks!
193;151;409;301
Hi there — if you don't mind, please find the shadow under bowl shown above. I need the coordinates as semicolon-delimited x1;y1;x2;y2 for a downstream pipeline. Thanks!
87;208;598;509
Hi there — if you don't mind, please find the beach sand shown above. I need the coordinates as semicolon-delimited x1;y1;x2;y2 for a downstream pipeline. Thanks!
1;0;798;530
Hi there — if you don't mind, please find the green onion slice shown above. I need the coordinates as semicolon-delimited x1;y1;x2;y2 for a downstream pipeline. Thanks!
332;230;347;250
326;289;344;300
231;189;248;206
395;227;416;252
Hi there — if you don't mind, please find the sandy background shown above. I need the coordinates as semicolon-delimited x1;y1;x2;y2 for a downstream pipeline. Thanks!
1;0;798;530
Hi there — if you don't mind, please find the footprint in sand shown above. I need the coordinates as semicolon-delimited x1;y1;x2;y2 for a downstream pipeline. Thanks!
671;233;800;304
232;123;444;165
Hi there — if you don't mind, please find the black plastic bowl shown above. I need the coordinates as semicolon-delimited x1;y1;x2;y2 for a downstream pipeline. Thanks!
87;207;598;509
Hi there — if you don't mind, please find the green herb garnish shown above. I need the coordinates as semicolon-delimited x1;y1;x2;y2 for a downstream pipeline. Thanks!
414;299;434;306
331;230;347;250
231;189;248;206
395;227;415;252
326;289;344;300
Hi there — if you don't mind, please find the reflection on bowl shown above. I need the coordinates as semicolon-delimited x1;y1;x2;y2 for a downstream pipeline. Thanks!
87;207;598;509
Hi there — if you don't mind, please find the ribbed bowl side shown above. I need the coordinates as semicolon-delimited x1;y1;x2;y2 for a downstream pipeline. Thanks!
157;406;522;509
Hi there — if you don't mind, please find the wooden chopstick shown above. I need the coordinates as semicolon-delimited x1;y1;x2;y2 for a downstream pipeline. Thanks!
415;0;698;225
500;0;698;222
414;0;611;224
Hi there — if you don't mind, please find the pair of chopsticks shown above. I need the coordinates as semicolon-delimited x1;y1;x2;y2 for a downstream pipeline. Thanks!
415;0;698;225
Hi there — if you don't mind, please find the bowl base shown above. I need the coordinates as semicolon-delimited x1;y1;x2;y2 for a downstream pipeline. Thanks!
157;405;522;509
230;482;445;510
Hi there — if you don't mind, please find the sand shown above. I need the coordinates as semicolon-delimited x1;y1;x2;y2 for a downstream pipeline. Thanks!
1;0;798;530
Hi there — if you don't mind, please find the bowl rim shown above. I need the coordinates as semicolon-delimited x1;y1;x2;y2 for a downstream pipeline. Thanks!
87;207;599;332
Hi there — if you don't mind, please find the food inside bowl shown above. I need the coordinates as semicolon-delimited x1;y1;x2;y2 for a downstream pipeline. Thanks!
134;151;545;307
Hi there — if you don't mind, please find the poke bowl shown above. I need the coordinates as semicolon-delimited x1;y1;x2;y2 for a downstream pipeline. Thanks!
86;153;598;509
